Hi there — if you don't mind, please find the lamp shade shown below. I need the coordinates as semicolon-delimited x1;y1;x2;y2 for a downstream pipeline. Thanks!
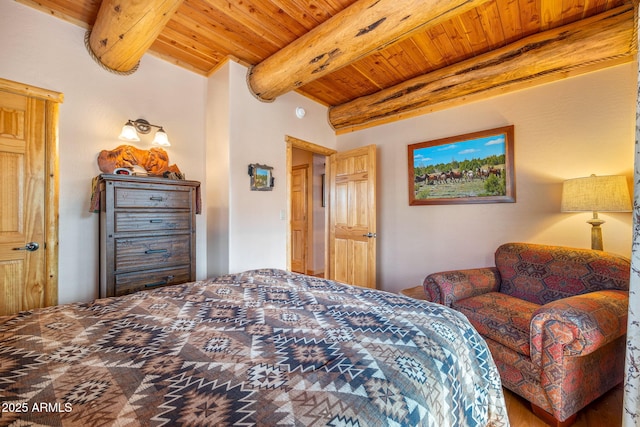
561;174;631;212
152;128;171;146
118;121;140;142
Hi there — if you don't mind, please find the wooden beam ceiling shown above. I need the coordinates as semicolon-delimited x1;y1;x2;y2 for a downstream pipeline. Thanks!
329;5;637;133
16;0;637;132
246;0;486;102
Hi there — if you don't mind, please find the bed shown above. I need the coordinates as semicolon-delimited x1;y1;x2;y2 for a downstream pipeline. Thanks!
0;269;509;426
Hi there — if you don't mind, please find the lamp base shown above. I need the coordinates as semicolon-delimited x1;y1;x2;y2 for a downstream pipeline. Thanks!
587;217;604;251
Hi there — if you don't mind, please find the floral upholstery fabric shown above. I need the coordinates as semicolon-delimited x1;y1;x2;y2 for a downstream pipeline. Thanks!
423;242;630;423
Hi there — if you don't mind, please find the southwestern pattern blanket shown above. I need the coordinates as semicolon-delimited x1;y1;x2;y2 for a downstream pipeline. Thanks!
0;269;509;426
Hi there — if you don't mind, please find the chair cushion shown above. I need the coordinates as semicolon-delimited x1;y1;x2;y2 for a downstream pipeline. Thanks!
453;292;540;356
495;243;630;305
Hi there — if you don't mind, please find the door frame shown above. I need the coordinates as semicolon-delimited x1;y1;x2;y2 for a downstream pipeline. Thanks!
0;77;62;308
285;135;336;276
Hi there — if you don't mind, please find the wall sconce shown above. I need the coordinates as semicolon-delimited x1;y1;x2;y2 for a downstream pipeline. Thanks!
118;119;171;146
561;174;632;250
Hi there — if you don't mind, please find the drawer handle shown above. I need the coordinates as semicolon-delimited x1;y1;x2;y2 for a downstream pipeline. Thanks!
144;275;175;288
149;219;164;223
150;196;164;201
145;249;168;254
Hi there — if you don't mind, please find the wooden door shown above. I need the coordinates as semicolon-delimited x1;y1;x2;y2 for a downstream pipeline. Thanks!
329;145;377;288
0;80;60;316
290;165;308;274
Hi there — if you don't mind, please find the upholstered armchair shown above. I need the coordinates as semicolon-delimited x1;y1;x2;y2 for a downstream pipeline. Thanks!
423;243;630;426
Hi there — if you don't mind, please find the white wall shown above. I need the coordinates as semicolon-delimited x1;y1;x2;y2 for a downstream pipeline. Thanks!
207;61;336;275
337;63;636;294
0;1;208;304
206;63;231;277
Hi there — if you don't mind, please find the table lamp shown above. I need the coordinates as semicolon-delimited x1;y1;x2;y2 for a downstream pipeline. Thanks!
560;174;631;250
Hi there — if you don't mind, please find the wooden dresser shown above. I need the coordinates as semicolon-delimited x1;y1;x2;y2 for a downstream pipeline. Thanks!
98;174;200;298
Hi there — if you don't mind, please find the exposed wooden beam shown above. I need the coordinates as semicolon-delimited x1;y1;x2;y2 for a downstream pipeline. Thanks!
88;0;184;74
329;5;636;133
247;0;488;102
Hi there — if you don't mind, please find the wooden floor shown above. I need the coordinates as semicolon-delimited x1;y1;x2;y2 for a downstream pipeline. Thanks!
504;384;624;426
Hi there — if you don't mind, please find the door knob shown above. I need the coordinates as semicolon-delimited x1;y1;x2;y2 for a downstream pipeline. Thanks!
362;233;377;238
13;242;40;252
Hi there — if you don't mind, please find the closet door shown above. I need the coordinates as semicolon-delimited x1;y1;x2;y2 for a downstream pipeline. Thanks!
0;82;59;316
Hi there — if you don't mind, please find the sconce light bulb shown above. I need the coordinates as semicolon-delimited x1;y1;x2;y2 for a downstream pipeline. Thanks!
118;121;140;142
152;128;171;146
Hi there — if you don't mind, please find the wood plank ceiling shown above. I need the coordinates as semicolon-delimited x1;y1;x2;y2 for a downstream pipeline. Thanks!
16;0;636;133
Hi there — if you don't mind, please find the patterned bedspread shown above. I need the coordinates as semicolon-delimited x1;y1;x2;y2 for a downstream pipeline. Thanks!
0;269;509;426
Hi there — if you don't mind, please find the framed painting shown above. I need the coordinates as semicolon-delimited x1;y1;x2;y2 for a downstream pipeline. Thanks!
408;125;515;205
248;163;274;191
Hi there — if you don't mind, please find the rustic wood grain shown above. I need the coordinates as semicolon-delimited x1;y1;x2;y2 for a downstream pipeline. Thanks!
328;5;635;132
99;176;199;298
0;80;61;316
88;0;185;73
17;0;630;122
247;0;485;101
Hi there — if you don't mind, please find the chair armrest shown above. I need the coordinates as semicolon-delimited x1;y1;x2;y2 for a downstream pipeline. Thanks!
530;290;628;367
422;267;500;306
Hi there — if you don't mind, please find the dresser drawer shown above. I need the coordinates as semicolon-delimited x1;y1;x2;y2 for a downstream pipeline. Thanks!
114;187;192;209
114;235;191;271
99;175;200;298
114;211;191;233
114;266;191;296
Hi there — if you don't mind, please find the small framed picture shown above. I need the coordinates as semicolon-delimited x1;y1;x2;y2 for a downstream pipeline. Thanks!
248;163;274;191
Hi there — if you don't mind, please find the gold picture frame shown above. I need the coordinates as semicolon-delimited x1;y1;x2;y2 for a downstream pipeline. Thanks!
408;125;515;205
